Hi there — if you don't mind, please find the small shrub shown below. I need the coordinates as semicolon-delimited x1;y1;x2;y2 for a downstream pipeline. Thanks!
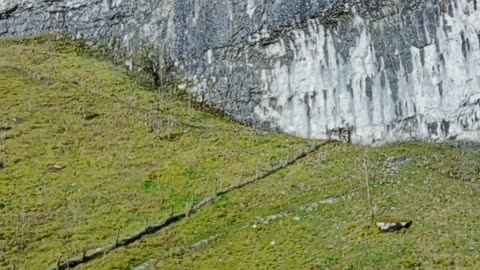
182;169;196;180
212;194;230;208
325;257;339;266
400;257;421;269
434;256;453;267
143;180;155;192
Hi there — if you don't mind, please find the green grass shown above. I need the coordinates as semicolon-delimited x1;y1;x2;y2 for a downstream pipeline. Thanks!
1;36;480;270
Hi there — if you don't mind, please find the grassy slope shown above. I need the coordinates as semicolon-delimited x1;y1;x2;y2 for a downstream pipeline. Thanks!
0;37;479;269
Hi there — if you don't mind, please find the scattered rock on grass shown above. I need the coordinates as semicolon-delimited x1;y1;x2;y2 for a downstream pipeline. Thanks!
11;117;25;124
0;125;11;131
83;112;100;120
191;234;220;249
319;198;338;204
383;156;412;176
376;220;413;232
131;259;156;270
48;164;65;171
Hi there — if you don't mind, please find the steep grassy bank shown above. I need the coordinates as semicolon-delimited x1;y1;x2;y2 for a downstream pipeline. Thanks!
0;36;311;269
0;37;479;269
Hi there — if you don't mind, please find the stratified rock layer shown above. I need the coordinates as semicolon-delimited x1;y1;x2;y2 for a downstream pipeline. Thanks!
2;0;480;144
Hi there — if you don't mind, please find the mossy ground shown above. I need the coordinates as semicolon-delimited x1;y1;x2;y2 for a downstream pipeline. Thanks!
1;36;480;269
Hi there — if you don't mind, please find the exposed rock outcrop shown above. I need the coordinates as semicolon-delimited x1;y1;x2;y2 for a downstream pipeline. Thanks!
1;0;480;144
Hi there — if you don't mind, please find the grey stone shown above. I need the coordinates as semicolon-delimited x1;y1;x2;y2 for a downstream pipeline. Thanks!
1;0;480;145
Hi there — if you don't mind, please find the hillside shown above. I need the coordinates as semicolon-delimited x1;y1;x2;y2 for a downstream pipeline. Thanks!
0;37;479;270
3;0;480;144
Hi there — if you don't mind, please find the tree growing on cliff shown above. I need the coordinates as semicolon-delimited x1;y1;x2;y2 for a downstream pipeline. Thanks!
138;44;173;90
138;45;179;140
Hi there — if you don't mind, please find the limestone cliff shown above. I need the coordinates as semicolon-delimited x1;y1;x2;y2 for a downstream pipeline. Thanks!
1;0;480;144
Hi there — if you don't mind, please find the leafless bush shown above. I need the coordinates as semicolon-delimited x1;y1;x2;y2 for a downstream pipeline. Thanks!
138;45;173;90
16;207;28;250
144;100;176;141
0;130;6;169
357;149;377;220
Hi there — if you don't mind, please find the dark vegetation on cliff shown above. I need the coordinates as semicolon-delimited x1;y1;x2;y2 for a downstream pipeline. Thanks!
0;36;479;270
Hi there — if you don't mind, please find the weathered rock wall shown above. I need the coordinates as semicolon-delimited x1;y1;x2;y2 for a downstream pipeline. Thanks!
1;0;480;144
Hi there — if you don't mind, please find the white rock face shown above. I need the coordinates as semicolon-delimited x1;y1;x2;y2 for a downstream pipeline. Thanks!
0;0;15;13
1;0;479;145
254;1;480;144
